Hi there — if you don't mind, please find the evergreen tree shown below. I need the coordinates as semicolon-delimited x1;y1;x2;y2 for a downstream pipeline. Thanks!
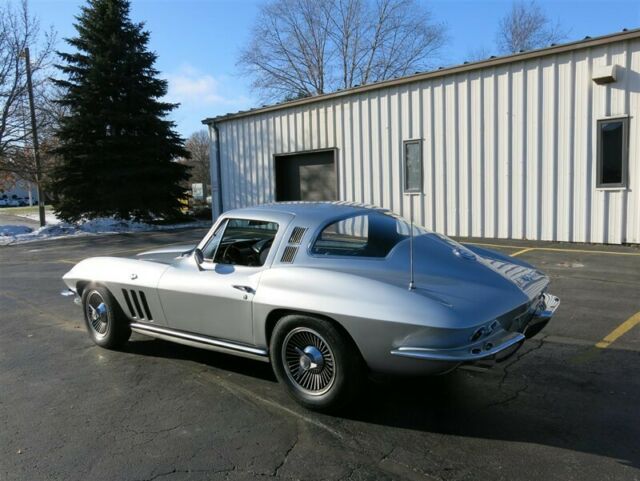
52;0;189;222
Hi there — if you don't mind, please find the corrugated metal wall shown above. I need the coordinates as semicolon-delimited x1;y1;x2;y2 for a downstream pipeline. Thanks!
210;37;640;244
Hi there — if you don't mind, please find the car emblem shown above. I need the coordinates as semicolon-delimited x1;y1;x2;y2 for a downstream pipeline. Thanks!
130;273;138;280
521;272;535;282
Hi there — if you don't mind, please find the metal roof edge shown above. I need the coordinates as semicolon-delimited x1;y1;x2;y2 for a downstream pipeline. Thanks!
202;27;640;125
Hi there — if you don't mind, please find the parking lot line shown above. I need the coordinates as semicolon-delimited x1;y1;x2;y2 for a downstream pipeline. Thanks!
595;311;640;349
462;242;521;250
467;241;640;256
510;247;535;257
535;247;640;256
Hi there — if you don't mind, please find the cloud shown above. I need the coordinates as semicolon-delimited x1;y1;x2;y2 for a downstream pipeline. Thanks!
162;64;254;136
165;64;251;108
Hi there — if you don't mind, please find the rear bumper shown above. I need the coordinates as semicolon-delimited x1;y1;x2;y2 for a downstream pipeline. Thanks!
523;292;560;339
391;330;526;363
390;292;560;365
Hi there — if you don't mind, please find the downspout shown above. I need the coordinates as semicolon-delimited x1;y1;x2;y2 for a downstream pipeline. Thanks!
208;121;224;220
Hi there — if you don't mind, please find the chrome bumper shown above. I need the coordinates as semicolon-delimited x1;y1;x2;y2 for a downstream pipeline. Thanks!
390;292;560;363
523;292;560;339
391;331;525;362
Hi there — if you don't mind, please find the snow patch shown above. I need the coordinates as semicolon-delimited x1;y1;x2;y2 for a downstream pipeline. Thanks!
0;217;210;246
0;225;33;237
16;211;60;224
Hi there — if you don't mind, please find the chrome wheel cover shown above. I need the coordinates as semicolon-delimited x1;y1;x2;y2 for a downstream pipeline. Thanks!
282;327;336;396
85;291;109;338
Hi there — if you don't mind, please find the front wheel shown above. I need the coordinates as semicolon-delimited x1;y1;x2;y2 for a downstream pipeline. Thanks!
82;285;131;349
270;315;364;412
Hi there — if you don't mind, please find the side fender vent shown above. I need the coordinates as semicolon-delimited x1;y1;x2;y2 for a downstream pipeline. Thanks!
288;227;307;245
122;289;153;321
281;246;298;263
138;291;153;320
122;289;136;318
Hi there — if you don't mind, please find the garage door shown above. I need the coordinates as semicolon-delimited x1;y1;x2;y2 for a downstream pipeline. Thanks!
275;150;337;201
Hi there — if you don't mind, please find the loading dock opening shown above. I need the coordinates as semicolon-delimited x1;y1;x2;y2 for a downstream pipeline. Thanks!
274;150;337;202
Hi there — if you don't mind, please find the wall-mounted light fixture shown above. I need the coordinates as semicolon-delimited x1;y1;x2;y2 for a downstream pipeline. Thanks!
592;64;618;84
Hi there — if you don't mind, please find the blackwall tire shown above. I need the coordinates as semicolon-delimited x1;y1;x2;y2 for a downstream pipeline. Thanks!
270;314;363;412
82;285;131;349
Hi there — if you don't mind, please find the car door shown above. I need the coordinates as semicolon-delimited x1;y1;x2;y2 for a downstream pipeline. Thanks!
157;216;283;345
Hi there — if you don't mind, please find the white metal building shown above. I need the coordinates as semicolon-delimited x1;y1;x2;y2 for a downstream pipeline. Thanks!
203;29;640;244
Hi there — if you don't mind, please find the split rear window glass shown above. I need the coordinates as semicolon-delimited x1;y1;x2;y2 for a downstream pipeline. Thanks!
597;118;628;188
311;212;426;258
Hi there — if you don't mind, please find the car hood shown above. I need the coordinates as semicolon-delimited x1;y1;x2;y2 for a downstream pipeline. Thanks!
135;244;197;264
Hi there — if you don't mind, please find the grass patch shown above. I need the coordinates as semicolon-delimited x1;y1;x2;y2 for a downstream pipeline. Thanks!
1;205;53;215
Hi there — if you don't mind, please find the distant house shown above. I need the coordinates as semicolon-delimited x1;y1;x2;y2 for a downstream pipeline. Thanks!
0;174;38;204
203;29;640;244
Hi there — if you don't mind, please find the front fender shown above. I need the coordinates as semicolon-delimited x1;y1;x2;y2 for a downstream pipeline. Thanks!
62;257;171;325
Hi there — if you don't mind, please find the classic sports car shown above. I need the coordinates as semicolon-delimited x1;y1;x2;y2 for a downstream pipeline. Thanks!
62;202;559;411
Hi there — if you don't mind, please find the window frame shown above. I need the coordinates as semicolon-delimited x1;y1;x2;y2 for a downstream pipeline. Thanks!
308;212;415;261
403;139;423;193
201;218;229;262
596;116;629;189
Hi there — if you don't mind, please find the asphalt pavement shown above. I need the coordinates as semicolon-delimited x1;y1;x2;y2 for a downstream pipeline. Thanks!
1;229;639;481
0;212;40;230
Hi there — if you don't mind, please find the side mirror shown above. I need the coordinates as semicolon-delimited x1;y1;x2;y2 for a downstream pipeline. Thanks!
193;248;204;270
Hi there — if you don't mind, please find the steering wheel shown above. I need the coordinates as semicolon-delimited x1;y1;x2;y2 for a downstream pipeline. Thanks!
221;244;243;265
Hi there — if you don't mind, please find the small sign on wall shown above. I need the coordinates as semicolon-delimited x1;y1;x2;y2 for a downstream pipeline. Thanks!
192;183;204;200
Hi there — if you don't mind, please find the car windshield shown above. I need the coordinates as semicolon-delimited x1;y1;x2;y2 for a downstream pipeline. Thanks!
311;212;428;258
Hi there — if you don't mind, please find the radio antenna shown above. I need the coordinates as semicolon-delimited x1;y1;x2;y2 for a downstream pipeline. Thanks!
408;197;415;291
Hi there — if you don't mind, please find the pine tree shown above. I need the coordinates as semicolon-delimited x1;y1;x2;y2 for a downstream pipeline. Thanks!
52;0;189;222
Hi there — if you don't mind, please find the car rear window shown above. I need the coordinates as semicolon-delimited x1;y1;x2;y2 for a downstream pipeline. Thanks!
311;212;426;258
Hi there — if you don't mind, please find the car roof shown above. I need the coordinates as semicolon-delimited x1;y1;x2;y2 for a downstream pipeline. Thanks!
224;201;389;224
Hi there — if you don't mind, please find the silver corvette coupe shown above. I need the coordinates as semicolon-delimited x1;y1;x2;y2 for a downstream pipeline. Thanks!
63;202;559;411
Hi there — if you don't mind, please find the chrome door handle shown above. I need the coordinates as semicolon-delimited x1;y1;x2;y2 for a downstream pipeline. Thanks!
232;285;255;294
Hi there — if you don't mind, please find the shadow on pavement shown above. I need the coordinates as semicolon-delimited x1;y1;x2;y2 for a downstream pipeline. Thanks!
124;337;277;381
124;336;639;470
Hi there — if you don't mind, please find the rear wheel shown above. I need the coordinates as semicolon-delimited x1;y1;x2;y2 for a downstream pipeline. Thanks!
270;314;363;412
82;285;131;349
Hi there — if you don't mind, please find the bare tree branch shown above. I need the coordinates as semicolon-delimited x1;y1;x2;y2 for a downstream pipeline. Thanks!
497;1;567;53
0;0;57;187
238;0;446;101
184;130;210;188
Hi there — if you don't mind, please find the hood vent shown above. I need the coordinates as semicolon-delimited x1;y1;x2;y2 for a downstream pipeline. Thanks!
281;246;298;263
288;227;307;244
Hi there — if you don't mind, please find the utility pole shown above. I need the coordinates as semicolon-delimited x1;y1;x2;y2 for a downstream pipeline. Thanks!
22;47;46;227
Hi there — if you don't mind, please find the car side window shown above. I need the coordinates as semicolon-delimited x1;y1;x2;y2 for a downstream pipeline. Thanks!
212;218;279;267
312;213;410;258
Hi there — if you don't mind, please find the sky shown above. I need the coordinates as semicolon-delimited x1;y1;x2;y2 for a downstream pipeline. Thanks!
30;0;640;139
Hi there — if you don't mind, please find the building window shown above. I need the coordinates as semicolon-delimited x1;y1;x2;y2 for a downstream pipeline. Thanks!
597;117;629;188
403;140;423;193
